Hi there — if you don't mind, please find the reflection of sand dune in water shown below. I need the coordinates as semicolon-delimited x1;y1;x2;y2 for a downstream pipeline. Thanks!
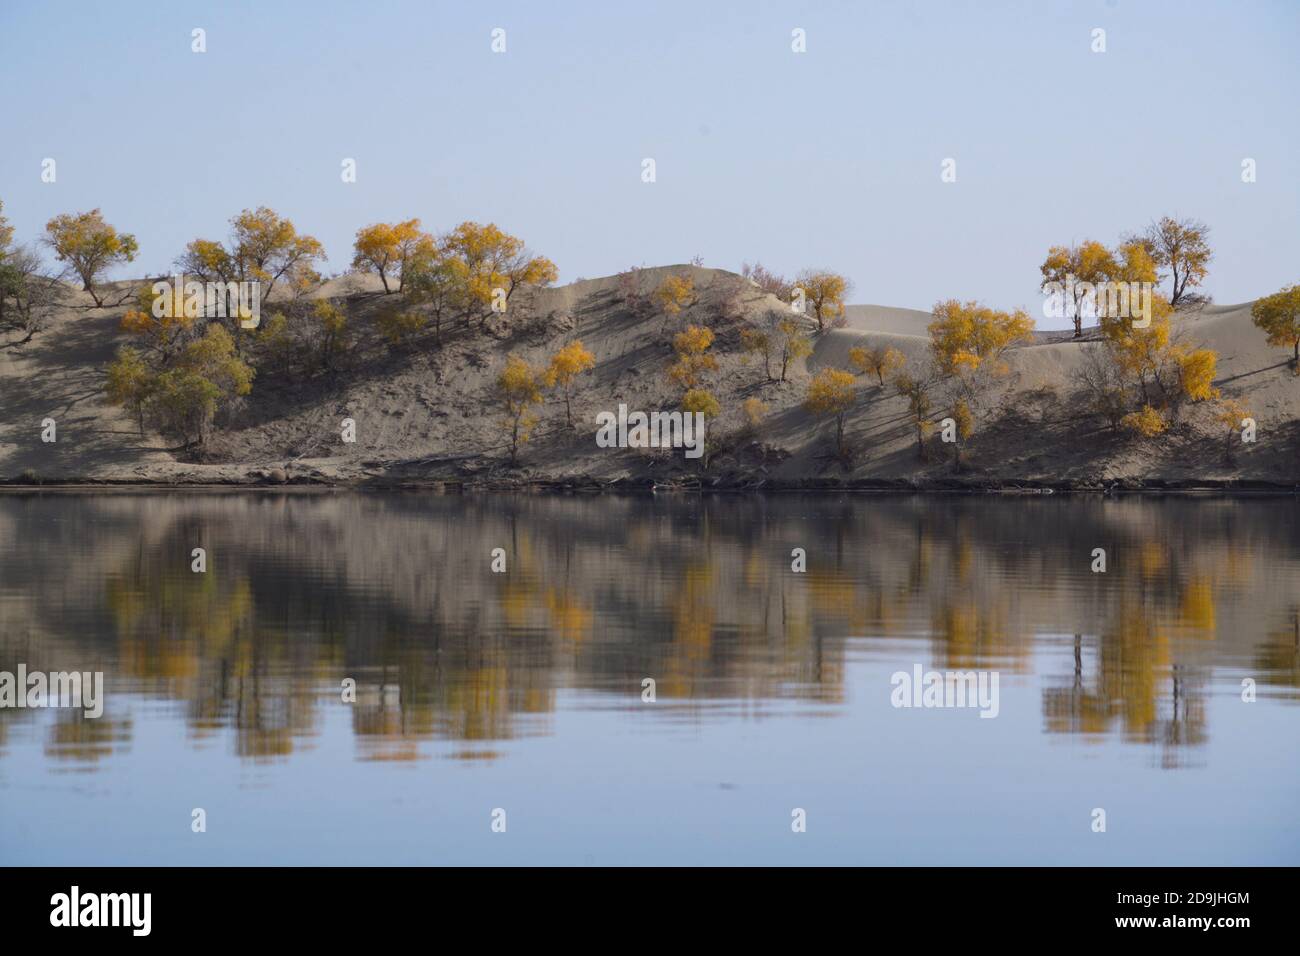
1;494;1297;761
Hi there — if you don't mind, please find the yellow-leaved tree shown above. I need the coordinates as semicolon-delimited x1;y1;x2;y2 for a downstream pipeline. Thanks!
120;282;198;359
654;274;696;316
893;372;934;459
1039;240;1115;338
441;222;557;328
1173;344;1218;403
1098;303;1172;405
681;388;721;467
352;219;427;293
1097;291;1219;421
1215;397;1251;463
804;367;857;460
143;368;221;449
375;307;428;347
176;207;325;328
312;300;350;373
1136;216;1213;307
739;326;774;381
496;354;544;464
928;300;1035;378
0;199;13;256
742;397;769;429
181;322;256;401
681;387;721;420
1251;284;1300;368
1121;404;1168;438
104;347;154;436
107;324;253;449
848;344;905;386
946;397;974;468
668;324;717;390
927;300;1033;463
794;270;851;331
400;237;460;343
776;316;812;381
44;209;138;306
544;340;596;426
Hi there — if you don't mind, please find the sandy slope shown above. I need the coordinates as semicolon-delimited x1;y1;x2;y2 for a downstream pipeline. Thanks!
841;303;933;336
0;269;1296;489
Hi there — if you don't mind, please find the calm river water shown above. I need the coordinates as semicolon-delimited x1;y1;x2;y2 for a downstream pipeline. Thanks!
0;491;1296;865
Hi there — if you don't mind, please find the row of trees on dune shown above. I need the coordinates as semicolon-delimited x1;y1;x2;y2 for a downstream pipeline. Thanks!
0;198;624;456
512;225;1292;473
481;260;855;468
0;205;143;340
1042;218;1296;450
1040;216;1215;339
3;197;1298;469
803;301;1035;466
491;342;597;463
795;215;1295;470
656;264;855;465
1038;219;1225;440
488;239;1288;471
78;207;557;449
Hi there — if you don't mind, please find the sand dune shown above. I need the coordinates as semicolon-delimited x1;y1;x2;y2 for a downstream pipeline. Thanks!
0;269;1296;489
841;303;934;337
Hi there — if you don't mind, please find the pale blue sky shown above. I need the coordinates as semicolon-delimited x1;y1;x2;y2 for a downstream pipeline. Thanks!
1;0;1296;329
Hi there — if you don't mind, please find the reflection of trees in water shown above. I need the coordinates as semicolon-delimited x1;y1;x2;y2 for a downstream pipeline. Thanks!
1157;666;1209;769
1094;601;1210;767
1042;634;1110;736
0;493;1296;766
1039;561;1254;765
107;559;322;760
44;710;133;765
1254;608;1300;694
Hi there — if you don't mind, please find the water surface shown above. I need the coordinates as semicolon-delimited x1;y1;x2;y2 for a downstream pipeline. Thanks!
1;491;1297;865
